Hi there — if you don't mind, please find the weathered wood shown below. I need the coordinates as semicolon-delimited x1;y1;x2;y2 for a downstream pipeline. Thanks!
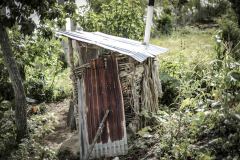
68;38;78;130
78;43;99;64
78;78;89;160
67;100;76;131
68;38;77;91
74;42;162;158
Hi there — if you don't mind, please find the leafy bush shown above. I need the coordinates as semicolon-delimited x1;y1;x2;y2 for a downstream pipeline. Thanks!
127;104;240;159
0;58;14;101
193;0;229;23
6;29;71;102
87;0;112;13
8;113;58;160
9;138;57;160
229;0;240;25
155;14;173;35
124;32;240;159
79;0;144;40
0;101;16;159
159;61;180;106
0;102;58;159
219;13;240;60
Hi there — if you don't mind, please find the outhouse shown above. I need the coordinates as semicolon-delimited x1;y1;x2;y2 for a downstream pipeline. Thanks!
57;30;168;159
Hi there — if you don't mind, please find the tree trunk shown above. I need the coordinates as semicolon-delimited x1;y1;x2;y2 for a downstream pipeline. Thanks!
0;24;28;142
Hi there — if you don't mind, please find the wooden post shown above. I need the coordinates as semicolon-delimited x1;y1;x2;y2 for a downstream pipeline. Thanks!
68;38;78;130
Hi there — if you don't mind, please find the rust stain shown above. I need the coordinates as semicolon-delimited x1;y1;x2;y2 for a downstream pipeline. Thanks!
85;69;92;143
111;56;124;140
84;56;124;144
96;59;109;143
91;60;100;143
106;57;115;141
110;55;124;140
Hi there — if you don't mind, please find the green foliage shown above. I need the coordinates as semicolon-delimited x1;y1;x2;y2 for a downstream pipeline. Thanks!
87;0;112;13
229;0;240;25
0;101;16;159
0;102;58;159
79;0;144;40
9;138;57;160
0;0;76;36
219;13;240;60
124;28;240;159
159;61;180;106
0;29;71;103
155;14;173;35
159;0;229;25
23;37;67;102
0;56;14;101
193;0;230;23
9;111;57;160
88;0;146;13
3;29;71;102
128;57;240;160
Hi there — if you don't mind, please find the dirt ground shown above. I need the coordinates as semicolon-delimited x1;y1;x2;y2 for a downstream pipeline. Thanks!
43;99;75;151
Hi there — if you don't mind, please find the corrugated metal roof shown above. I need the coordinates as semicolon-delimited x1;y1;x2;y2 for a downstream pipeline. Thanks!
56;30;168;62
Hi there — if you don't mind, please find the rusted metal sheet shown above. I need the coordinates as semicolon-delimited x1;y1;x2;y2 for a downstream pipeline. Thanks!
79;55;127;159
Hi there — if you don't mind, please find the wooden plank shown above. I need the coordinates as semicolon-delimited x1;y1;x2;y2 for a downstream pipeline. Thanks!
68;38;77;97
68;38;78;130
78;78;89;159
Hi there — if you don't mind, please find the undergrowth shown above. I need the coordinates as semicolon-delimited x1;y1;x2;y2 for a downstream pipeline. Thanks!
123;28;240;160
0;102;58;160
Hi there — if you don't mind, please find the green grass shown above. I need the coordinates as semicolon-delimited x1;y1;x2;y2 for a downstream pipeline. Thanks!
151;27;218;65
52;68;72;101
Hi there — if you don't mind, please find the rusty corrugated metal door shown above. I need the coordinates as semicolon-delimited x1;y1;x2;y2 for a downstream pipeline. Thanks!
80;55;127;159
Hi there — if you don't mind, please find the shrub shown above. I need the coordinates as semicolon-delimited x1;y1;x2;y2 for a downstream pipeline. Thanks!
79;0;144;40
193;0;229;23
124;34;240;159
159;61;180;106
0;102;58;159
0;58;14;101
229;0;240;25
219;14;240;60
0;101;16;159
6;29;71;102
156;14;173;35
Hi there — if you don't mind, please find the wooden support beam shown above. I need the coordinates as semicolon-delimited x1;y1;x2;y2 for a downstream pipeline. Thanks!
68;39;77;98
68;38;78;130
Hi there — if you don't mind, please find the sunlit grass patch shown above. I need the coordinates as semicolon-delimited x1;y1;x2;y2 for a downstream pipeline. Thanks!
152;27;218;65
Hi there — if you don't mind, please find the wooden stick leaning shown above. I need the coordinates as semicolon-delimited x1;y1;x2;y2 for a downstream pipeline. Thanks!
85;109;110;160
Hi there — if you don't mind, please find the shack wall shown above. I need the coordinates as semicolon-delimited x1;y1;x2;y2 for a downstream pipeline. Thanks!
76;47;128;159
74;42;162;159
